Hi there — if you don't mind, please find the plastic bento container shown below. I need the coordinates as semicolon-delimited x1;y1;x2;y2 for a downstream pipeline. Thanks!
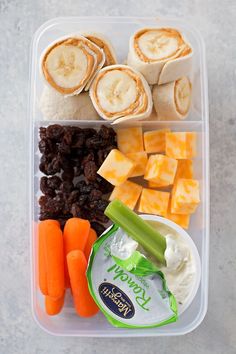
29;16;209;337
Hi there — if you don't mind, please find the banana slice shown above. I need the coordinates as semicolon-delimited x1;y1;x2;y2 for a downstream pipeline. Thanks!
152;76;192;120
39;85;100;120
82;32;117;66
41;36;105;96
127;28;193;85
89;64;153;123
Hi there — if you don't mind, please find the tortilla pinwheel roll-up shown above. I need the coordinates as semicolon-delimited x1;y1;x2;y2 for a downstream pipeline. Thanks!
152;76;192;120
41;36;105;96
82;32;117;66
89;65;153;124
127;28;193;85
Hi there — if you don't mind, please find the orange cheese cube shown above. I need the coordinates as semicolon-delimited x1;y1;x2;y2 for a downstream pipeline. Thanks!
126;151;148;177
166;132;197;159
166;200;190;229
138;188;170;216
148;181;169;188
144;129;170;153
172;159;193;195
171;179;200;214
144;154;178;187
117;127;144;153
97;149;135;186
109;181;142;210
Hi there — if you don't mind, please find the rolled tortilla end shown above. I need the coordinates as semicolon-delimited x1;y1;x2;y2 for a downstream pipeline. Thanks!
127;27;193;85
152;76;192;120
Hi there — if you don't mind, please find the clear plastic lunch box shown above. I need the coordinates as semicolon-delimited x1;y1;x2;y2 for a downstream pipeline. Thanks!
29;17;209;336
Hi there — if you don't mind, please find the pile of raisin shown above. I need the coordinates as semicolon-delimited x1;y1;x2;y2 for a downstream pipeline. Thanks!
38;124;117;235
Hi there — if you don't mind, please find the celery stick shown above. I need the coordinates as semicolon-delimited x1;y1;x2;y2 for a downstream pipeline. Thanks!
105;200;166;265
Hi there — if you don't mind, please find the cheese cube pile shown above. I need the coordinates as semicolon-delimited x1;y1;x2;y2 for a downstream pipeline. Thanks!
144;154;178;187
144;129;170;153
171;179;200;214
166;132;197;159
109;180;142;210
117;127;144;153
138;189;170;216
97;149;135;186
98;127;199;229
126;151;148;177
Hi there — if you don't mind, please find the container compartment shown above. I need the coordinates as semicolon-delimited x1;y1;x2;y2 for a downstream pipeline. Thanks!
29;17;209;336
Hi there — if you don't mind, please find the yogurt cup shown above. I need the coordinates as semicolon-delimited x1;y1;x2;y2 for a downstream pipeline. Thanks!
140;214;201;315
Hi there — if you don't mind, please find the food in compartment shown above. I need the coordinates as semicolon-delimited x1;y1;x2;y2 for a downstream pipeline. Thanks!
117;126;144;153
39;86;100;121
166;132;197;159
38;124;116;233
127;28;192;85
89;65;153;123
172;159;193;195
144;154;178;187
143;128;170;153
109;180;142;210
126;151;148;177
152;76;192;120
82;32;117;66
41;36;105;95
97;149;135;186
138;188;170;217
171;179;200;214
67;250;99;317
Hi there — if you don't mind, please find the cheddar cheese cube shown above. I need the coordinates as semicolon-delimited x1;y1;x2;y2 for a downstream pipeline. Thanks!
109;180;142;210
172;159;193;195
126;151;148;177
138;188;170;216
144;128;170;153
117;127;144;153
166;200;190;229
166;132;197;159
148;181;169;188
144;154;178;187
97;149;135;186
171;179;200;214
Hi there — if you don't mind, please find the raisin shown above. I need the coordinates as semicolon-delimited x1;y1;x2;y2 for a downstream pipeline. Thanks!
39;127;47;140
71;203;83;217
46;157;61;175
89;199;109;211
84;161;97;182
61;167;74;181
40;177;55;196
38;138;53;154
60;181;74;194
46;124;64;141
47;176;61;189
89;189;103;201
78;194;88;206
68;190;80;204
58;142;71;155
75;181;94;194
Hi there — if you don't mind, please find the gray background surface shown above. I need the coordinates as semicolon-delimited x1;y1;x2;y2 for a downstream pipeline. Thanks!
0;0;235;353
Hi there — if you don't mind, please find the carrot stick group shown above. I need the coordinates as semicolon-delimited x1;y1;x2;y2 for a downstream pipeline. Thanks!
67;250;99;317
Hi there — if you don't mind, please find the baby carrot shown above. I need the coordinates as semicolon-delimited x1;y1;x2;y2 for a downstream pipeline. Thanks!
45;292;65;316
84;228;97;260
67;250;99;317
63;218;90;287
38;220;60;295
43;221;65;299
